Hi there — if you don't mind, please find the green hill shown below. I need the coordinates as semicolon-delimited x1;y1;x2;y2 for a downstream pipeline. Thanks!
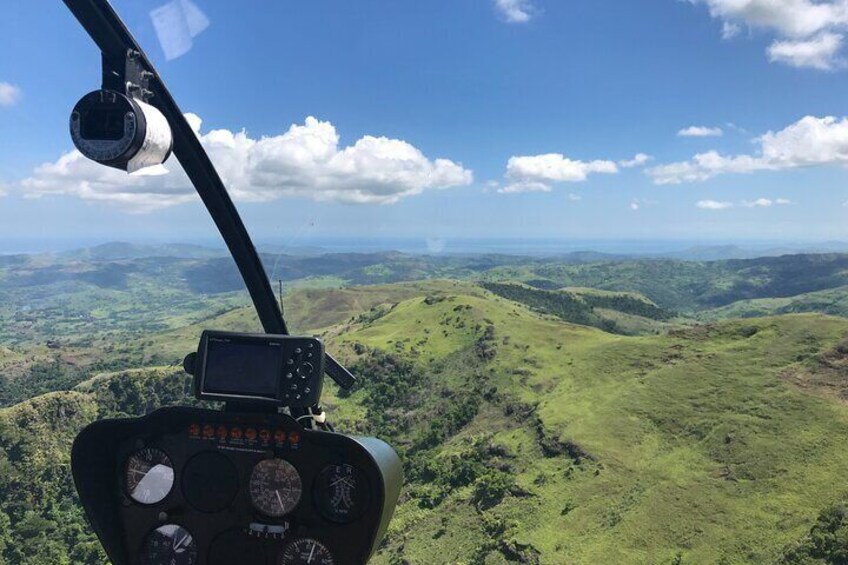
480;282;676;335
326;290;848;564
4;283;848;563
701;285;848;322
10;251;848;346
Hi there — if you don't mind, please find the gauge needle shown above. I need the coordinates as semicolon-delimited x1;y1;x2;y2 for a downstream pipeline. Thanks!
308;542;316;563
276;490;284;509
173;533;189;551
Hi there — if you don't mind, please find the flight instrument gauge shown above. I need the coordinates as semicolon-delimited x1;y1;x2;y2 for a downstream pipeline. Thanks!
125;447;174;505
140;524;197;565
279;538;334;565
250;458;302;517
315;464;369;523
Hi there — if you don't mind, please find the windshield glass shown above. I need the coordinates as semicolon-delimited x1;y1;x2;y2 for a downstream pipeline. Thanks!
3;1;848;564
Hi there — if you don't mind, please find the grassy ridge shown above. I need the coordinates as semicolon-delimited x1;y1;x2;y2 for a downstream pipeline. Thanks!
324;292;848;563
2;281;848;562
8;251;848;345
480;282;674;335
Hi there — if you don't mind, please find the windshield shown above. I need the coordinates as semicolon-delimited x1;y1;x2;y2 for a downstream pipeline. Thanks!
3;1;848;564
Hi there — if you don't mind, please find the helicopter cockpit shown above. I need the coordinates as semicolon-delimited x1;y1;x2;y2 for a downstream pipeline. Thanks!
61;1;402;564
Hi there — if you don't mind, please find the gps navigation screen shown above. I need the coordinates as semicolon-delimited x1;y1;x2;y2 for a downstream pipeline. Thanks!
203;337;283;398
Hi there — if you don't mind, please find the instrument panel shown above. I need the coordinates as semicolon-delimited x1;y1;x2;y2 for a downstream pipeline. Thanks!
72;407;401;565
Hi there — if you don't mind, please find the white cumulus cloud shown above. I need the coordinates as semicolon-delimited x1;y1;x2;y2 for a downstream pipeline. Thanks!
0;82;22;107
767;32;844;69
742;197;775;207
496;181;551;194
741;197;793;207
649;115;848;184
689;0;848;69
698;197;792;209
678;126;724;137
697;199;735;210
499;153;618;194
619;153;653;168
722;21;742;39
493;0;535;23
19;115;473;212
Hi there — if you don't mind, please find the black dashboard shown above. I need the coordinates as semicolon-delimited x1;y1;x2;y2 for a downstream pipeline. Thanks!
72;407;402;565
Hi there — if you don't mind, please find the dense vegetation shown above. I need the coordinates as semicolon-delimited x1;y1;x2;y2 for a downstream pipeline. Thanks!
0;369;200;564
8;247;848;343
5;248;848;562
481;282;674;335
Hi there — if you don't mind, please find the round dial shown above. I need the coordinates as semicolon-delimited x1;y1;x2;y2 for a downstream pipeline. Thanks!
140;524;197;565
249;458;302;517
315;464;369;523
279;538;334;565
70;90;139;162
125;448;174;505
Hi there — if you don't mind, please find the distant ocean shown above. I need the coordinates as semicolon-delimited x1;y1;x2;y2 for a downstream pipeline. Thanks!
0;236;844;257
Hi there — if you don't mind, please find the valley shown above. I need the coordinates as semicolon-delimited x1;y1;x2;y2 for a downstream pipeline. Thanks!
1;247;848;563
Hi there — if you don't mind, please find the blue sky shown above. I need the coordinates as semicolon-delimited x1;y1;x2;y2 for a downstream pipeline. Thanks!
2;0;848;249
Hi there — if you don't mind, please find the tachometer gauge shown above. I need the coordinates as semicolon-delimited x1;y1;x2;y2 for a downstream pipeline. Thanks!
315;464;369;523
140;524;197;565
125;448;174;505
279;538;334;565
250;458;302;517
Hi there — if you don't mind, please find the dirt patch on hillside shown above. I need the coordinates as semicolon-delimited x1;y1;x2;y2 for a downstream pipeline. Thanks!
782;340;848;403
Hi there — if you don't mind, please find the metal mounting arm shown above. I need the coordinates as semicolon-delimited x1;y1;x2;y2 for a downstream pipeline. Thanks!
61;0;356;395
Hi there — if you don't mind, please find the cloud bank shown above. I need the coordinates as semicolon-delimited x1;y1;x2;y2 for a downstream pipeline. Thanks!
697;197;792;210
690;0;848;70
499;153;619;193
649;115;848;184
19;115;473;213
697;199;734;210
678;126;724;137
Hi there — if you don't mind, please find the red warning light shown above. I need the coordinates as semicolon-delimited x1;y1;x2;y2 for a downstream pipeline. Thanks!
288;431;300;445
245;428;257;441
230;427;243;440
188;423;201;437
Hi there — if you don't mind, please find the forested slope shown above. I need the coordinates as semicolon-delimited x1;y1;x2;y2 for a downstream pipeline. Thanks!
3;284;848;563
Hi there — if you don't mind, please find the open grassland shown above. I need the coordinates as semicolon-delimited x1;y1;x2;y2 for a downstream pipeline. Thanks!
2;275;848;562
322;288;848;563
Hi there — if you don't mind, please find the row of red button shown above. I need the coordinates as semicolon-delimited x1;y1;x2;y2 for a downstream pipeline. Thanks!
188;423;300;445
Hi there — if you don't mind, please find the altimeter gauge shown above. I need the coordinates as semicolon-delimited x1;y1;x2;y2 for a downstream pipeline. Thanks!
125;447;175;505
250;458;302;517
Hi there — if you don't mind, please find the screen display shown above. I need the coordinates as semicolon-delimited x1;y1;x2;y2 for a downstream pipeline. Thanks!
80;108;126;141
203;337;283;398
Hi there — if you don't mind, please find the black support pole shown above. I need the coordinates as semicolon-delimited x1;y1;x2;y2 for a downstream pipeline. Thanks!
61;0;355;396
62;0;288;336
